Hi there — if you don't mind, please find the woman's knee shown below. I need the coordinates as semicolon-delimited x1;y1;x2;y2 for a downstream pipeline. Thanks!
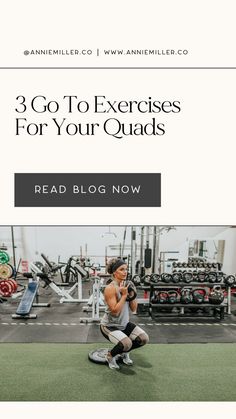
137;332;149;346
142;332;149;345
121;337;133;352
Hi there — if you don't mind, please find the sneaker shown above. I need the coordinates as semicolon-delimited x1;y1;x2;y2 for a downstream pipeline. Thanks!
120;353;133;366
105;353;120;370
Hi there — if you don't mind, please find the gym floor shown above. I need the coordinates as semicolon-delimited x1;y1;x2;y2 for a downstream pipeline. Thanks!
1;278;236;401
1;278;236;344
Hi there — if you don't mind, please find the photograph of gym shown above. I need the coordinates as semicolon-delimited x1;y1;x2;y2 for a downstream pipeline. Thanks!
1;225;236;402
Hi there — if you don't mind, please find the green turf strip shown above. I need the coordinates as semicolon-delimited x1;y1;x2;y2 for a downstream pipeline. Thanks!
1;343;236;401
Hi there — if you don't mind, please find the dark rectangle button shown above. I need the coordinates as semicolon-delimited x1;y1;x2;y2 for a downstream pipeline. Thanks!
14;173;161;207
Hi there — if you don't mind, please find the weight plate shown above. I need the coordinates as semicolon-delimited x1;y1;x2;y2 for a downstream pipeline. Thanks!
7;279;18;293
0;251;10;264
0;264;12;279
0;280;13;297
88;348;109;364
7;264;14;278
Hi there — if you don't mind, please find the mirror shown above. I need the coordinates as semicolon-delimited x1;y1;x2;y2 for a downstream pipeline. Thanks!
188;239;225;264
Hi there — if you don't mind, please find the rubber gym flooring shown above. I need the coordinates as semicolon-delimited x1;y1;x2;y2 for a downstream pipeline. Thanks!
1;279;236;401
1;343;236;401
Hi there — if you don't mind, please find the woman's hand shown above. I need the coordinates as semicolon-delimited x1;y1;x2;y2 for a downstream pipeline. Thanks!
119;285;128;298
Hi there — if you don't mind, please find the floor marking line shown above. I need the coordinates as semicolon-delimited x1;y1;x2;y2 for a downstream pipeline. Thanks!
3;321;236;327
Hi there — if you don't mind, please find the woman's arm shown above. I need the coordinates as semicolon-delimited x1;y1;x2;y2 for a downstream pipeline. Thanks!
129;299;138;313
104;285;128;315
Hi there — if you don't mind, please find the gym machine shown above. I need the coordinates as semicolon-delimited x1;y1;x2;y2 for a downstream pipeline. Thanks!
38;254;89;303
80;276;106;323
12;273;50;319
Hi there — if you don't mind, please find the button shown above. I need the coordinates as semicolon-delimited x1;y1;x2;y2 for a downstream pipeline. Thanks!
14;173;161;207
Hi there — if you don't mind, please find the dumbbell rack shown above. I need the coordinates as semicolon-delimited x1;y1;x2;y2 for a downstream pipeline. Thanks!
149;283;231;320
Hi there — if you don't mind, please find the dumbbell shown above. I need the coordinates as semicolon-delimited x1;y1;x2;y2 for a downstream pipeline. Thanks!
125;281;137;302
172;272;182;283
198;272;206;283
206;272;217;283
161;273;172;283
132;274;141;286
143;275;151;286
182;272;193;283
150;273;160;284
224;275;236;286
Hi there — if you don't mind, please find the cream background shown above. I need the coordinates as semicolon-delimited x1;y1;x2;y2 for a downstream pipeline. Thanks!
0;69;235;224
1;1;236;417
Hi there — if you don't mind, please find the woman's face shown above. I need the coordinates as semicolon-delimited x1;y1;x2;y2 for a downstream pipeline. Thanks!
113;264;128;282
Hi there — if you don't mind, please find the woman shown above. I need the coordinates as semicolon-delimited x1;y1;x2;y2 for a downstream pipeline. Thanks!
100;258;149;370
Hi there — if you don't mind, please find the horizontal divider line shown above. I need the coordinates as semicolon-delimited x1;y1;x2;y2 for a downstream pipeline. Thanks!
0;67;236;70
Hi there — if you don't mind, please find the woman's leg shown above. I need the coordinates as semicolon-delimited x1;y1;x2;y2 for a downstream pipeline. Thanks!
100;325;132;368
123;322;149;351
